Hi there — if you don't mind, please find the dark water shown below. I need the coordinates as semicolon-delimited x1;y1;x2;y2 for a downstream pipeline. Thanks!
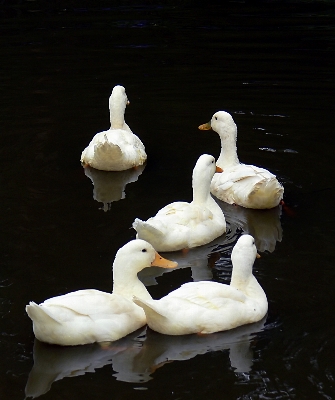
1;1;335;399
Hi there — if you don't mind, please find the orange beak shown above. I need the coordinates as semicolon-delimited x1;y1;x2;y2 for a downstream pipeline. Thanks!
151;252;178;269
198;121;212;130
256;253;261;259
216;166;223;173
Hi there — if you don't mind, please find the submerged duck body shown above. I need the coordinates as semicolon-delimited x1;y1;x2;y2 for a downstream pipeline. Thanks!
26;240;177;346
81;85;147;171
199;111;284;209
132;154;226;252
133;235;268;335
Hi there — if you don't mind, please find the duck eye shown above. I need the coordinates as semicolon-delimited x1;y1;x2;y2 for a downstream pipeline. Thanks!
215;116;218;120
141;249;147;252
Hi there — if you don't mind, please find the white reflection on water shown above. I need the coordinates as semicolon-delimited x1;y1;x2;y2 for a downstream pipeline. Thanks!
25;318;267;397
138;227;239;286
138;198;279;286
83;164;146;211
217;201;282;253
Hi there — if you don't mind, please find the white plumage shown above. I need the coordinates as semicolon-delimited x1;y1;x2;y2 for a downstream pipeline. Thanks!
81;85;147;171
132;154;226;252
199;111;284;209
133;235;268;335
26;240;177;346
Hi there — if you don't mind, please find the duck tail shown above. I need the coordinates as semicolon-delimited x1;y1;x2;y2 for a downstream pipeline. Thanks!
133;296;167;322
249;178;284;209
262;177;284;195
94;135;123;162
132;218;163;242
26;302;61;325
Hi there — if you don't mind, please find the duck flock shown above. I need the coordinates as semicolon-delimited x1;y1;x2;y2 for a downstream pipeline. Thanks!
26;85;284;346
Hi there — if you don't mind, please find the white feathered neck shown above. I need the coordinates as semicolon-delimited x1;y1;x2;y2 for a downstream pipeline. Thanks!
211;111;240;169
109;85;128;129
230;235;265;303
192;154;223;217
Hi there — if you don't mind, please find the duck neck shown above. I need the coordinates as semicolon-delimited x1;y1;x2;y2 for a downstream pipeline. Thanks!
109;101;126;130
230;259;265;300
230;253;254;290
192;169;210;204
216;124;239;169
192;181;210;205
192;172;222;216
112;261;151;301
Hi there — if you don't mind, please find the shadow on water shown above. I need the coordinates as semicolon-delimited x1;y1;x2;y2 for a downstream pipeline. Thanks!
1;0;335;399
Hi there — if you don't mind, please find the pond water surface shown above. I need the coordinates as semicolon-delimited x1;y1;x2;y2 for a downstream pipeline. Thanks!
1;1;335;399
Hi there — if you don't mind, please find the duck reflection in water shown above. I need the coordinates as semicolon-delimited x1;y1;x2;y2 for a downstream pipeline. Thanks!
138;200;281;287
25;318;266;398
138;227;239;286
218;201;282;253
83;164;145;211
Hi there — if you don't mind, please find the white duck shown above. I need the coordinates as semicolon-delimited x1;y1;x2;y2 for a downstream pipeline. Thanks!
81;85;147;171
132;154;226;252
26;240;177;346
199;111;284;209
133;234;268;335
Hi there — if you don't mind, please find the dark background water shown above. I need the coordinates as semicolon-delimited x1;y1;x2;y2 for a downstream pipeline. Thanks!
1;1;335;399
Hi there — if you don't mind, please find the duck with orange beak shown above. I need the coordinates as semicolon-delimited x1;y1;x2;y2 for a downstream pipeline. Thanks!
26;240;177;346
199;111;284;209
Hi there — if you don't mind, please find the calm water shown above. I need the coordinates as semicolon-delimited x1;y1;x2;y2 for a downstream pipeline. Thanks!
1;1;335;399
